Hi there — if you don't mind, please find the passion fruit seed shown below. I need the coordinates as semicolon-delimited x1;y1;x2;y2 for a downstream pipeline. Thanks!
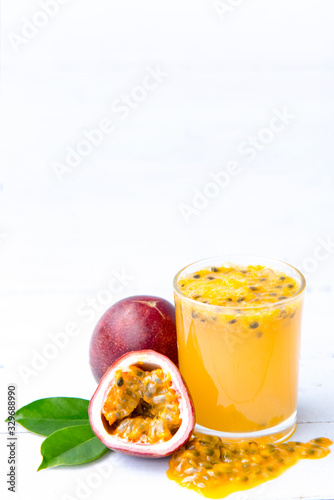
278;309;289;319
264;444;277;454
249;322;259;329
193;274;200;279
313;437;331;445
229;319;237;324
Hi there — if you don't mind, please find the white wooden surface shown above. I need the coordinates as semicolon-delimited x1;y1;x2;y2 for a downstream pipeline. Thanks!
1;1;334;498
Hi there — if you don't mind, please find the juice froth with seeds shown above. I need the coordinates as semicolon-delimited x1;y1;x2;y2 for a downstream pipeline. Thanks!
173;258;305;441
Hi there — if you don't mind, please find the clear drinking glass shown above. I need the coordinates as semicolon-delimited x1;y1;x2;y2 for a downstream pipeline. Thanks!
173;256;306;443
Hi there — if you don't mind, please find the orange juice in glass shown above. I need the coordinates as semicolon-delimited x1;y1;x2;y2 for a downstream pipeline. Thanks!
173;257;306;442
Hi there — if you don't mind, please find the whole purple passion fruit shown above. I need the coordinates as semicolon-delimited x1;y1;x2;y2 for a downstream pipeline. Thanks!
89;296;178;381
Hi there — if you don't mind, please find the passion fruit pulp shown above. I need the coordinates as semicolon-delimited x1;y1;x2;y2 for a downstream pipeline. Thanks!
89;350;195;457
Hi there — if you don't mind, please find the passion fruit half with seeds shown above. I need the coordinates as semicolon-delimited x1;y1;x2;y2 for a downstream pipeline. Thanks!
89;350;195;457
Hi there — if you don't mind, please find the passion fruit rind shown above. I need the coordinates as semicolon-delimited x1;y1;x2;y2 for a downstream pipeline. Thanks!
89;350;195;458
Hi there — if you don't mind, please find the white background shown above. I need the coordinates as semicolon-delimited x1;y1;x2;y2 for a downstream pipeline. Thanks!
1;1;334;499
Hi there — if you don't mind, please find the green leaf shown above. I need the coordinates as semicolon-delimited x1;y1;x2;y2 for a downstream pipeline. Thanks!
38;424;109;471
9;397;90;436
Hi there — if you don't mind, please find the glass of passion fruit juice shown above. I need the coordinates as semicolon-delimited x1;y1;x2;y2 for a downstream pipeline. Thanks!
173;257;306;443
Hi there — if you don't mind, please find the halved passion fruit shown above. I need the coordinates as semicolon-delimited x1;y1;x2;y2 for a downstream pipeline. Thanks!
89;350;195;457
